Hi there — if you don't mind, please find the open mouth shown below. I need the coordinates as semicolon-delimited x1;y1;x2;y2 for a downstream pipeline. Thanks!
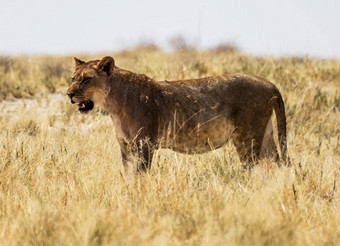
78;100;94;113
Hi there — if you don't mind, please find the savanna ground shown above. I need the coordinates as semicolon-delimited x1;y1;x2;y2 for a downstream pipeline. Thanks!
0;48;339;245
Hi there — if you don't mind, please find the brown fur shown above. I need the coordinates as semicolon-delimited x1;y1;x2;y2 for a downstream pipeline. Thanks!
67;56;290;171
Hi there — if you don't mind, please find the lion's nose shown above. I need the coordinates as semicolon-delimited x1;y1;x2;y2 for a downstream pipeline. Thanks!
67;93;76;104
67;92;75;99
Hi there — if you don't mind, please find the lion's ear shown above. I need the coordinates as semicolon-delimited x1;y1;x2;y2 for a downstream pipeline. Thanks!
97;56;115;76
74;57;85;69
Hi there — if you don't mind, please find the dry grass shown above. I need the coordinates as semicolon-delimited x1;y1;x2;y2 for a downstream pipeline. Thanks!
0;49;339;245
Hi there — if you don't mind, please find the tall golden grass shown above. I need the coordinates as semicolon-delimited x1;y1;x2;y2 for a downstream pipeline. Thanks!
0;49;339;245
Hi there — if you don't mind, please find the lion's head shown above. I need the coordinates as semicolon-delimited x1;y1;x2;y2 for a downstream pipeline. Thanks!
66;56;115;113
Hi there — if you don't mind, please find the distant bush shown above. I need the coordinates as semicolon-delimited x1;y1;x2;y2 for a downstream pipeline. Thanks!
191;60;208;77
133;40;161;52
168;34;196;51
211;42;240;53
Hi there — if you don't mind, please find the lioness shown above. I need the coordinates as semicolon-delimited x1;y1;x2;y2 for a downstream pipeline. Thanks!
67;56;290;171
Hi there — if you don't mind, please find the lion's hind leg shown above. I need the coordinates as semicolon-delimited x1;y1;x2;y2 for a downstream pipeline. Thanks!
232;130;262;167
231;116;270;167
259;118;279;162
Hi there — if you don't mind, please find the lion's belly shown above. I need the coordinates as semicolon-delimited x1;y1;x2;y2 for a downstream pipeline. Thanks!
158;118;235;154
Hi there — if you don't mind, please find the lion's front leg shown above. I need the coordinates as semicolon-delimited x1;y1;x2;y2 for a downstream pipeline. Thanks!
118;138;155;173
136;139;155;172
117;139;132;173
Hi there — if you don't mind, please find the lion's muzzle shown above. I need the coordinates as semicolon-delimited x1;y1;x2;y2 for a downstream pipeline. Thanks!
67;93;76;104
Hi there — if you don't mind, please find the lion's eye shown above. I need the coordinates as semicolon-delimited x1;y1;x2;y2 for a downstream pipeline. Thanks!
81;77;91;84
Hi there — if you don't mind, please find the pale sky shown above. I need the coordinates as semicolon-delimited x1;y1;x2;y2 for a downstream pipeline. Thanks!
1;0;340;58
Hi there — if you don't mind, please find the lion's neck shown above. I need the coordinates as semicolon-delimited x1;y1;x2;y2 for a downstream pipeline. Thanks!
103;67;155;116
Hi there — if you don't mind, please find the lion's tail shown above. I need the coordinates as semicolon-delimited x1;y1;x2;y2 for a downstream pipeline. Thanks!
271;94;291;166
